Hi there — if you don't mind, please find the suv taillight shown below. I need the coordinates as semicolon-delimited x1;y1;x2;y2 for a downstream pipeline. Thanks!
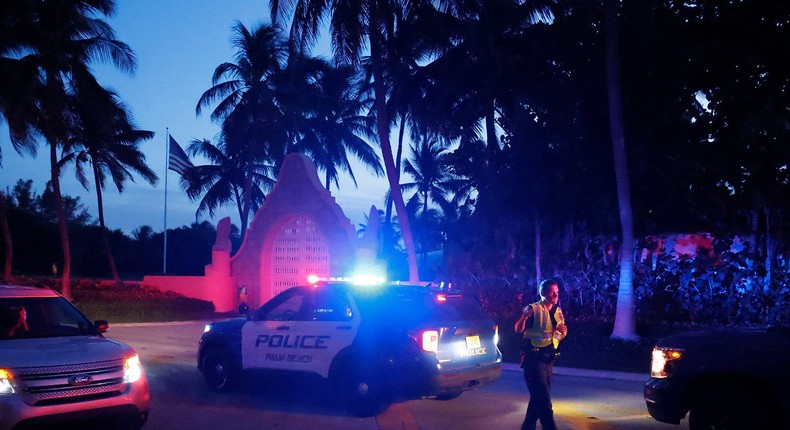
415;330;439;353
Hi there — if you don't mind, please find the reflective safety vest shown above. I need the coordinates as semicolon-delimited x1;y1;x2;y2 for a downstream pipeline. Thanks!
524;302;566;348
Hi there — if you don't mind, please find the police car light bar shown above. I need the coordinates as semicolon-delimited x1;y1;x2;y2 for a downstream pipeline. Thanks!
306;274;386;286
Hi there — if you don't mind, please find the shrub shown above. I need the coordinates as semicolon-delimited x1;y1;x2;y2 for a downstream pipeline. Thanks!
71;281;215;323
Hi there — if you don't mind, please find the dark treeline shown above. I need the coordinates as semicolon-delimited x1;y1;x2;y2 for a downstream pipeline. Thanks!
1;179;218;278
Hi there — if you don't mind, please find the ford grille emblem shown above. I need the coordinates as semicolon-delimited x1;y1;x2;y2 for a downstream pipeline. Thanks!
69;375;93;386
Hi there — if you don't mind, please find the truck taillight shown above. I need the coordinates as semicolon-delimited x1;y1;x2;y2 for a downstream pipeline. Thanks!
420;330;439;353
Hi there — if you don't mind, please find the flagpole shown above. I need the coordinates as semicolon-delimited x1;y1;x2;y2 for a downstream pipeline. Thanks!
163;128;169;274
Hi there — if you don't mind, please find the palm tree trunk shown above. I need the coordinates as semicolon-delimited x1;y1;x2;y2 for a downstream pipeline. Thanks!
93;162;120;282
369;13;418;282
534;209;542;290
50;141;72;300
764;207;775;291
240;168;253;238
485;108;498;155
1;199;13;280
384;117;407;263
605;0;637;340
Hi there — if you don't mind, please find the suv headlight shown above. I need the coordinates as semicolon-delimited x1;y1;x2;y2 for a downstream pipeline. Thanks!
651;347;683;378
0;369;15;394
123;354;144;383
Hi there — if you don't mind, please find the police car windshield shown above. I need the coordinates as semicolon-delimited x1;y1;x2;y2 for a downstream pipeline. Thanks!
352;287;489;325
0;297;98;340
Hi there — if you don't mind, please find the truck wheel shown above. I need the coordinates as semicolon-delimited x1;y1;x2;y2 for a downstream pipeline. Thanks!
337;363;390;417
689;388;770;430
201;347;237;392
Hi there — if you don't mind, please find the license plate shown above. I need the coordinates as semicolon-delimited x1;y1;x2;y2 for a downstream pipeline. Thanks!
465;335;481;349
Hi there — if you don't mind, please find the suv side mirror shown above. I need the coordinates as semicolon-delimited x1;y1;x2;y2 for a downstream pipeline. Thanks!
94;320;109;333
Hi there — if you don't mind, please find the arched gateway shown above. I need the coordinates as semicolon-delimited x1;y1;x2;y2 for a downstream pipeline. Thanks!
144;153;371;312
222;153;358;309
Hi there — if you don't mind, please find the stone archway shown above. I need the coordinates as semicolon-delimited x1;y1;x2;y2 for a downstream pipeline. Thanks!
229;153;358;308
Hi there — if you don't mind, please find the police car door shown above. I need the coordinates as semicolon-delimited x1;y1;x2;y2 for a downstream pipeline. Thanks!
241;286;358;376
299;287;358;377
242;287;308;372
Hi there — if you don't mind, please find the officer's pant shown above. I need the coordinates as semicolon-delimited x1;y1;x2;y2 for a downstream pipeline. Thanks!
521;353;556;430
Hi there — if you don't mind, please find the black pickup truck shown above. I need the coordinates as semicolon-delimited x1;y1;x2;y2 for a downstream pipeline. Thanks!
644;304;790;429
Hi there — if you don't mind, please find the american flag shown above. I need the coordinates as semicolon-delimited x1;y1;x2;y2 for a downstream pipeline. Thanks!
168;136;193;175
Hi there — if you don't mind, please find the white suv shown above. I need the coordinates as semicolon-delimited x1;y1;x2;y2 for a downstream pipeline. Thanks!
0;284;150;430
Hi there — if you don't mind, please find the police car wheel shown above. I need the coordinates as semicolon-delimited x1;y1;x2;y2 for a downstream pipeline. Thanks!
202;347;236;391
339;364;390;417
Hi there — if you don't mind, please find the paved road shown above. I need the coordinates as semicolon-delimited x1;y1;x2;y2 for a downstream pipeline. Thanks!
107;321;688;430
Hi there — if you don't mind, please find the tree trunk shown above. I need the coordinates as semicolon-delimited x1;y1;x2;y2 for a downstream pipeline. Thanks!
485;103;498;155
764;207;775;291
384;117;406;254
369;12;418;282
93;163;120;283
534;209;542;291
50;141;72;300
1;198;12;280
240;168;252;239
605;0;637;341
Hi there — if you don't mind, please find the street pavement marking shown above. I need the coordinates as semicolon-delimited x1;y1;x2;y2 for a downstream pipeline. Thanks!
376;403;421;430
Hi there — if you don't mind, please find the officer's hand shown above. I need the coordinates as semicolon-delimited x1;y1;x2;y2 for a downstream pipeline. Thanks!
556;323;567;336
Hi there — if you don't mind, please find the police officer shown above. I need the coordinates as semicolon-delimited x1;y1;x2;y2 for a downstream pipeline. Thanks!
514;279;568;430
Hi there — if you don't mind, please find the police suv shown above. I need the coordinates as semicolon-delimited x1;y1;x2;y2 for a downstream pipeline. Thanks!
197;278;503;416
0;284;150;430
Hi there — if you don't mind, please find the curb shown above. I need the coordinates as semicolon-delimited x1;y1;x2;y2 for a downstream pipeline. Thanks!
502;362;646;382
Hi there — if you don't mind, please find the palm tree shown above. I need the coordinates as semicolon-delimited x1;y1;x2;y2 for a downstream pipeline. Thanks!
0;1;41;166
287;61;383;189
400;139;458;218
401;138;473;266
358;18;432;241
132;225;154;242
1;0;136;299
199;22;384;234
418;0;554;153
0;4;45;280
196;21;290;236
63;72;157;282
270;0;422;281
604;0;637;340
181;138;276;237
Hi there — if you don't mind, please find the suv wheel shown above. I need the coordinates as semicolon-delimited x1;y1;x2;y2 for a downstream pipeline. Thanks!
201;347;237;391
337;362;390;417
